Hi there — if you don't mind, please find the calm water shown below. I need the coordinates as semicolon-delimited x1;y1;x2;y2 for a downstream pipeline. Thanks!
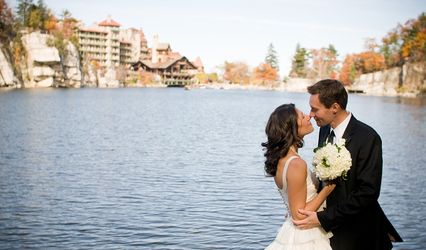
0;88;425;249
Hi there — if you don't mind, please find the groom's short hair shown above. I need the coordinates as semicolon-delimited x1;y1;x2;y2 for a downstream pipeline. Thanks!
307;79;348;110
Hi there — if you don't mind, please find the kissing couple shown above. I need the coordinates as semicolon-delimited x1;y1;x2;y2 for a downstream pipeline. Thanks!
263;79;402;250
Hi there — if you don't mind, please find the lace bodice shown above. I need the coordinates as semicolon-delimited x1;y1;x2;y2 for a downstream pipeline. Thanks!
278;156;323;218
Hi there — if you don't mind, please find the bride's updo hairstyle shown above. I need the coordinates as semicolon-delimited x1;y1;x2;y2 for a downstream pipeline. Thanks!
261;104;303;176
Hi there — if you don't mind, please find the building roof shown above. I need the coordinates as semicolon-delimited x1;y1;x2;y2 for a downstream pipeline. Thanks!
99;16;121;27
133;56;197;70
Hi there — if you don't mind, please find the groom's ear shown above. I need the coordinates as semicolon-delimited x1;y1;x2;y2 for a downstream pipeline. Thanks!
331;102;341;113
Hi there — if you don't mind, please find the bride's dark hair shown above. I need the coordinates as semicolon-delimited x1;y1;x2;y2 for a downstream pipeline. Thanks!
261;104;304;176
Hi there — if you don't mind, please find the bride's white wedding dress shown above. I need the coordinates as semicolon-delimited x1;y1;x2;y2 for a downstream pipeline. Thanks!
265;156;333;250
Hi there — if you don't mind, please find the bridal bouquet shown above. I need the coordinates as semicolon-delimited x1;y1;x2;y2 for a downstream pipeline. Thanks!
312;138;352;181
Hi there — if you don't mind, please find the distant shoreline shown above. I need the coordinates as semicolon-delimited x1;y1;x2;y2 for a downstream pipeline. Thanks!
1;82;424;99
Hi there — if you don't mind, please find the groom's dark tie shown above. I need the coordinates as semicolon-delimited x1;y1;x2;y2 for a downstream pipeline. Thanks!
327;130;335;144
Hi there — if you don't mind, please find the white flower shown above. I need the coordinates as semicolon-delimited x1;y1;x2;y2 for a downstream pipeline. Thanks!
312;138;352;181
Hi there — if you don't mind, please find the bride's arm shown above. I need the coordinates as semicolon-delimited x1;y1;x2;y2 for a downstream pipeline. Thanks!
287;158;335;220
305;184;335;212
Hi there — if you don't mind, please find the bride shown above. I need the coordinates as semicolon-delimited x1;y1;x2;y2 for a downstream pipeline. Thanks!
262;104;335;250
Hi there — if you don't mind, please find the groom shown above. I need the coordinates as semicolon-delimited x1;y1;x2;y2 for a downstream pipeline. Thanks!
293;79;402;249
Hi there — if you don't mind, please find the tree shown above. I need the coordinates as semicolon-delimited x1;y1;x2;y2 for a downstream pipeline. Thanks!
339;55;357;85
251;63;278;84
380;12;426;67
290;43;309;77
0;0;14;41
265;43;279;71
27;5;42;29
399;12;426;63
223;61;250;84
381;29;402;67
309;45;339;80
60;9;71;20
364;38;379;52
354;51;385;73
16;0;33;27
16;0;51;30
339;51;385;85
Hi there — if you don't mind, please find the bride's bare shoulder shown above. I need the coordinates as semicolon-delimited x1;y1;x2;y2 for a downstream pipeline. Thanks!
286;157;307;179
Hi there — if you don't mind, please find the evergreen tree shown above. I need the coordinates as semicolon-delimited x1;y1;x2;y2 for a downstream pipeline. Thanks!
16;0;49;30
16;0;33;27
290;43;309;77
265;43;279;71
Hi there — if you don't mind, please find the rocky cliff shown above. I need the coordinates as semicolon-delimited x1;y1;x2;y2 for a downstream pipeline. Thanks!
20;31;85;88
351;62;426;96
0;43;16;87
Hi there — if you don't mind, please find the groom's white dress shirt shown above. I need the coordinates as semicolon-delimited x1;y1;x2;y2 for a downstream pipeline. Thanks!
331;112;352;143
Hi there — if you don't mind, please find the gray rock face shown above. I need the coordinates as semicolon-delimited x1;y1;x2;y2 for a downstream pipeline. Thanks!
352;62;426;96
63;42;82;88
0;45;16;87
21;31;60;87
20;31;83;88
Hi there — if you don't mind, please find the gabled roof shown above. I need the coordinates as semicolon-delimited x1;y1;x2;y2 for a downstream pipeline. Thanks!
99;17;121;27
132;56;197;71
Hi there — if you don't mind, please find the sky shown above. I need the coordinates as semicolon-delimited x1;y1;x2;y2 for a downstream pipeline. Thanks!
8;0;426;74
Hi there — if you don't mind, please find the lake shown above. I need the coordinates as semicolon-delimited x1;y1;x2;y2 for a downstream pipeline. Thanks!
0;88;425;249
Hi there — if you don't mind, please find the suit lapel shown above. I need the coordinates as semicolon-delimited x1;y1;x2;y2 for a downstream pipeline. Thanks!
342;115;358;145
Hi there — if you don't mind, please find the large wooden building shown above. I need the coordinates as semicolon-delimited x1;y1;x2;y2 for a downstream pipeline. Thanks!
131;56;198;86
130;34;203;86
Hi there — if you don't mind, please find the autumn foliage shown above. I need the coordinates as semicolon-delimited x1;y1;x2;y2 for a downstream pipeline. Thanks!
339;12;425;84
251;63;278;84
223;61;250;84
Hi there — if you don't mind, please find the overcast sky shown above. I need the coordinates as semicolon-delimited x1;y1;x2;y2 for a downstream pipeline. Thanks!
8;0;425;74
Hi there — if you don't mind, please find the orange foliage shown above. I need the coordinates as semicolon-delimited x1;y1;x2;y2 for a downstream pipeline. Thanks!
339;51;385;84
52;18;78;39
44;15;57;33
355;51;385;73
401;25;426;61
91;60;101;70
339;55;357;85
381;13;426;66
251;63;278;84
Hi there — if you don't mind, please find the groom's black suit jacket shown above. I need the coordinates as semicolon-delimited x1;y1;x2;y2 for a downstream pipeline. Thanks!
317;115;402;250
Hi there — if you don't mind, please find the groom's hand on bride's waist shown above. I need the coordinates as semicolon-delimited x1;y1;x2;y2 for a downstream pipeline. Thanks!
292;209;320;229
